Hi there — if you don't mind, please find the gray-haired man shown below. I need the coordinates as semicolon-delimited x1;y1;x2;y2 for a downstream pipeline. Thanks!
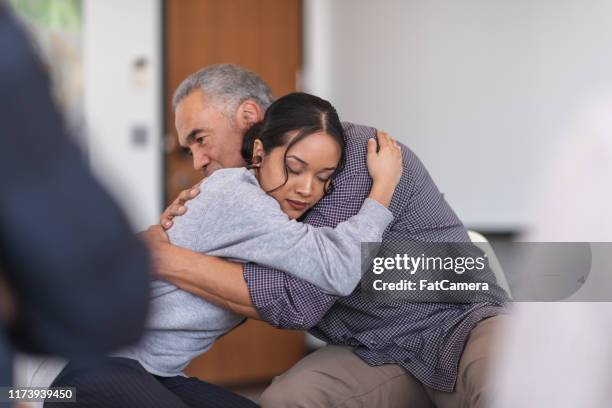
145;64;508;407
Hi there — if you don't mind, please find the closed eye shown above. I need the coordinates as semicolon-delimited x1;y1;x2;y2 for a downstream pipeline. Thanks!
317;171;335;182
287;166;301;175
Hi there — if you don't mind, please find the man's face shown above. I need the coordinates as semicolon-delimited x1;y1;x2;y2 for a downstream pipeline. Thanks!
175;89;247;177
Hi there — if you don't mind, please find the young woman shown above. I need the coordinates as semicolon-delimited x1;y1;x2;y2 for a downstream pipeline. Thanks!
113;92;403;378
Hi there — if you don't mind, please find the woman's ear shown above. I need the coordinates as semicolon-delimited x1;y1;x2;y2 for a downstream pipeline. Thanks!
251;139;265;167
236;100;264;131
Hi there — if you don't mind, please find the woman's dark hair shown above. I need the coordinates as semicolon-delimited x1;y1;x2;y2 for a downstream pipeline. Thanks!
241;92;346;194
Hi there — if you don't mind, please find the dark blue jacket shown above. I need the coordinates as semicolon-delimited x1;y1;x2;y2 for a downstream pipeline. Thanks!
0;4;151;387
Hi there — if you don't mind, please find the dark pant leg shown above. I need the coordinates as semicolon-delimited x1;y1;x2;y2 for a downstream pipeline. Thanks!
157;375;259;408
45;357;190;408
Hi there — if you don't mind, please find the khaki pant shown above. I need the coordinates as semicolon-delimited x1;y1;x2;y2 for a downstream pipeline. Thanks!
260;315;509;408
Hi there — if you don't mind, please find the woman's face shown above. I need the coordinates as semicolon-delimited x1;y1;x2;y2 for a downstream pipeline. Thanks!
255;131;342;220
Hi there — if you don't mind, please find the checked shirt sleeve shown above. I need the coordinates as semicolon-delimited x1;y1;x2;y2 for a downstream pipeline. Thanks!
243;262;340;329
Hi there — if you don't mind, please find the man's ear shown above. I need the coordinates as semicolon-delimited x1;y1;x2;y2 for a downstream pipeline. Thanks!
251;139;265;166
235;99;264;130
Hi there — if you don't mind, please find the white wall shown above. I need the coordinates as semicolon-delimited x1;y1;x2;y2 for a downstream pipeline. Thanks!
83;0;162;231
304;0;612;231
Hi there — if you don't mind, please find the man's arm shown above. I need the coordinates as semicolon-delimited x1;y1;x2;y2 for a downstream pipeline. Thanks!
143;226;260;319
144;224;339;327
151;204;346;329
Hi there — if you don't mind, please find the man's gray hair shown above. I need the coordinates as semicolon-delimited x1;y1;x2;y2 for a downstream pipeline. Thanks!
172;64;275;115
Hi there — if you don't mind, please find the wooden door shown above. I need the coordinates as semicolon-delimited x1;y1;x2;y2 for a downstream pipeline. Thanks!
164;0;305;385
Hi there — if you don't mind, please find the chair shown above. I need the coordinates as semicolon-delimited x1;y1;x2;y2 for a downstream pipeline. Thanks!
467;230;512;298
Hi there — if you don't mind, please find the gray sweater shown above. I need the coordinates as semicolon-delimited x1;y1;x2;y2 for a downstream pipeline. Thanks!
114;167;393;377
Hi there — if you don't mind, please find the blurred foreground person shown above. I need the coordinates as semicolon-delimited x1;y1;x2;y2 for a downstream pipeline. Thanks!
0;2;150;393
492;94;612;407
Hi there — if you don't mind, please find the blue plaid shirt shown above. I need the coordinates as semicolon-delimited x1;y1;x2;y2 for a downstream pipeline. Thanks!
243;123;506;392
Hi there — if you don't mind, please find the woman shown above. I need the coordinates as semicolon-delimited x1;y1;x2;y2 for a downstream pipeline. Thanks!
46;92;403;408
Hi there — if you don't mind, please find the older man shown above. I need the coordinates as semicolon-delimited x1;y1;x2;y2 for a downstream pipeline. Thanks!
146;64;508;408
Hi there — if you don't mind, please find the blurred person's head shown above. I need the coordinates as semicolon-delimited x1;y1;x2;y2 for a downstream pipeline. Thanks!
173;64;274;177
241;92;346;219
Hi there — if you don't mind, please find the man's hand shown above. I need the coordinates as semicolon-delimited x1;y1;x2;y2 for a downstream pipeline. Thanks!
139;224;169;246
138;225;175;279
160;184;201;229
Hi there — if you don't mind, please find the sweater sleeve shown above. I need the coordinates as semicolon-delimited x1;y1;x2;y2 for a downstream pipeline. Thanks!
185;169;393;296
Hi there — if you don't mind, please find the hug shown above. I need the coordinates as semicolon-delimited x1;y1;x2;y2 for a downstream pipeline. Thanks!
15;63;507;408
